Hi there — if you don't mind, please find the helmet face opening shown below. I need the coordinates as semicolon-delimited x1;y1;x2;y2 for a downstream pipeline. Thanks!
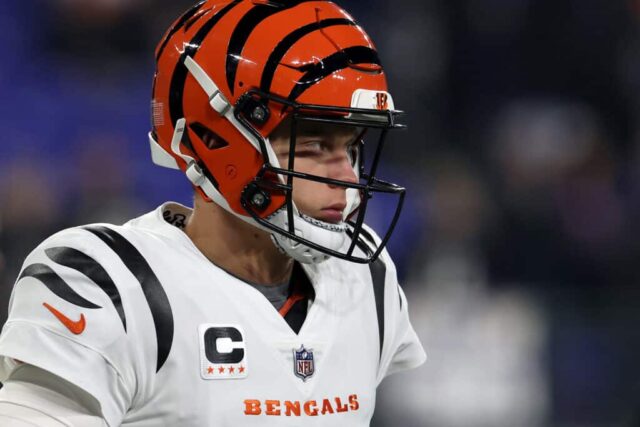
236;89;406;263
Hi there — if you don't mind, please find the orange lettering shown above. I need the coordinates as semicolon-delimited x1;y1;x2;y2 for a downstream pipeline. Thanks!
265;400;281;416
335;397;349;413
304;400;318;416
244;396;358;416
348;394;360;411
284;400;301;417
321;398;335;415
244;399;261;415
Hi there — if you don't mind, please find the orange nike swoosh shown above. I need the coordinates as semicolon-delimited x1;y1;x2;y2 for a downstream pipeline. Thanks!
43;302;86;335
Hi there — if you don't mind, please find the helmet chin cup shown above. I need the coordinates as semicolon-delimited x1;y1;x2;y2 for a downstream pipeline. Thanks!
268;209;347;264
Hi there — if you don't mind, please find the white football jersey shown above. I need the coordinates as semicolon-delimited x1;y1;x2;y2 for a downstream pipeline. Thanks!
0;202;425;426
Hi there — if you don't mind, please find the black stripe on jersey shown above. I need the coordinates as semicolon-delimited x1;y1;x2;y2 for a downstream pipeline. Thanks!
369;257;386;359
19;264;102;309
346;228;386;359
168;0;242;149
84;226;174;373
45;247;127;332
284;298;307;335
155;1;207;61
225;0;317;95
353;226;402;310
259;18;355;94
287;46;381;102
284;262;315;334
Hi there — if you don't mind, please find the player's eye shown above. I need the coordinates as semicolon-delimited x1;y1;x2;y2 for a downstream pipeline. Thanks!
295;140;325;155
346;141;360;166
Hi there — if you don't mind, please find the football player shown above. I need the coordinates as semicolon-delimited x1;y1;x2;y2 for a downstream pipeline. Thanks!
0;1;425;425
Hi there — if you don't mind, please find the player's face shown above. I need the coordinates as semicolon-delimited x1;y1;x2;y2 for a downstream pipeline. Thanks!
270;121;361;224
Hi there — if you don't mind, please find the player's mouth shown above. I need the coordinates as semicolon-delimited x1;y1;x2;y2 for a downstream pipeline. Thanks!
318;203;346;224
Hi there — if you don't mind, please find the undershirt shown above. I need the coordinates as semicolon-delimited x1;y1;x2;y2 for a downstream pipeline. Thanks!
245;263;315;334
247;281;290;311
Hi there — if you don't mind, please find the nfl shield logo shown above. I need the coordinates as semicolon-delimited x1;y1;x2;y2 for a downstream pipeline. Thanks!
293;345;315;381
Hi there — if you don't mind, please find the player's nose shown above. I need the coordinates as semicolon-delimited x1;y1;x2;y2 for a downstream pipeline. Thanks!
328;154;358;187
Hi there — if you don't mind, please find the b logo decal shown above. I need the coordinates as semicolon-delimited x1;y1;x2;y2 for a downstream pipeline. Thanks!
375;93;389;110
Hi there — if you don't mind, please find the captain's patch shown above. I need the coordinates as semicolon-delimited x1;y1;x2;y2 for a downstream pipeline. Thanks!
199;324;248;380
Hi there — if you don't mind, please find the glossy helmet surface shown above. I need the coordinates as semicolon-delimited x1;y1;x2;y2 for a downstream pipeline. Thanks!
150;0;405;263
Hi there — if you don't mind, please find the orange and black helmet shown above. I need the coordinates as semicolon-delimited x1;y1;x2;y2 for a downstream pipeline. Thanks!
149;0;405;263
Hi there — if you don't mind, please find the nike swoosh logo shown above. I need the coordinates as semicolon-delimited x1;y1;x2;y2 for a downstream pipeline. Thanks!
43;302;86;335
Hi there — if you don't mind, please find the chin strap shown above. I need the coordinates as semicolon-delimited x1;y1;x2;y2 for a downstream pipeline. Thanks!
160;118;247;223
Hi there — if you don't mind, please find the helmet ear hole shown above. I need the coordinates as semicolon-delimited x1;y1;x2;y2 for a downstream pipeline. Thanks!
189;122;229;150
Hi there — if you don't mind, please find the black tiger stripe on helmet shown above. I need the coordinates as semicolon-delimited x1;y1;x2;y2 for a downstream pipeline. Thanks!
259;17;356;94
168;0;243;136
155;1;207;62
224;0;319;95
286;45;381;101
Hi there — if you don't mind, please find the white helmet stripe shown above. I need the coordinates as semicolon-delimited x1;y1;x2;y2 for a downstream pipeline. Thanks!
183;55;280;167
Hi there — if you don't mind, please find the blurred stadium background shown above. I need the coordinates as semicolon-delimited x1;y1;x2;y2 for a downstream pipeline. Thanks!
1;1;639;426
